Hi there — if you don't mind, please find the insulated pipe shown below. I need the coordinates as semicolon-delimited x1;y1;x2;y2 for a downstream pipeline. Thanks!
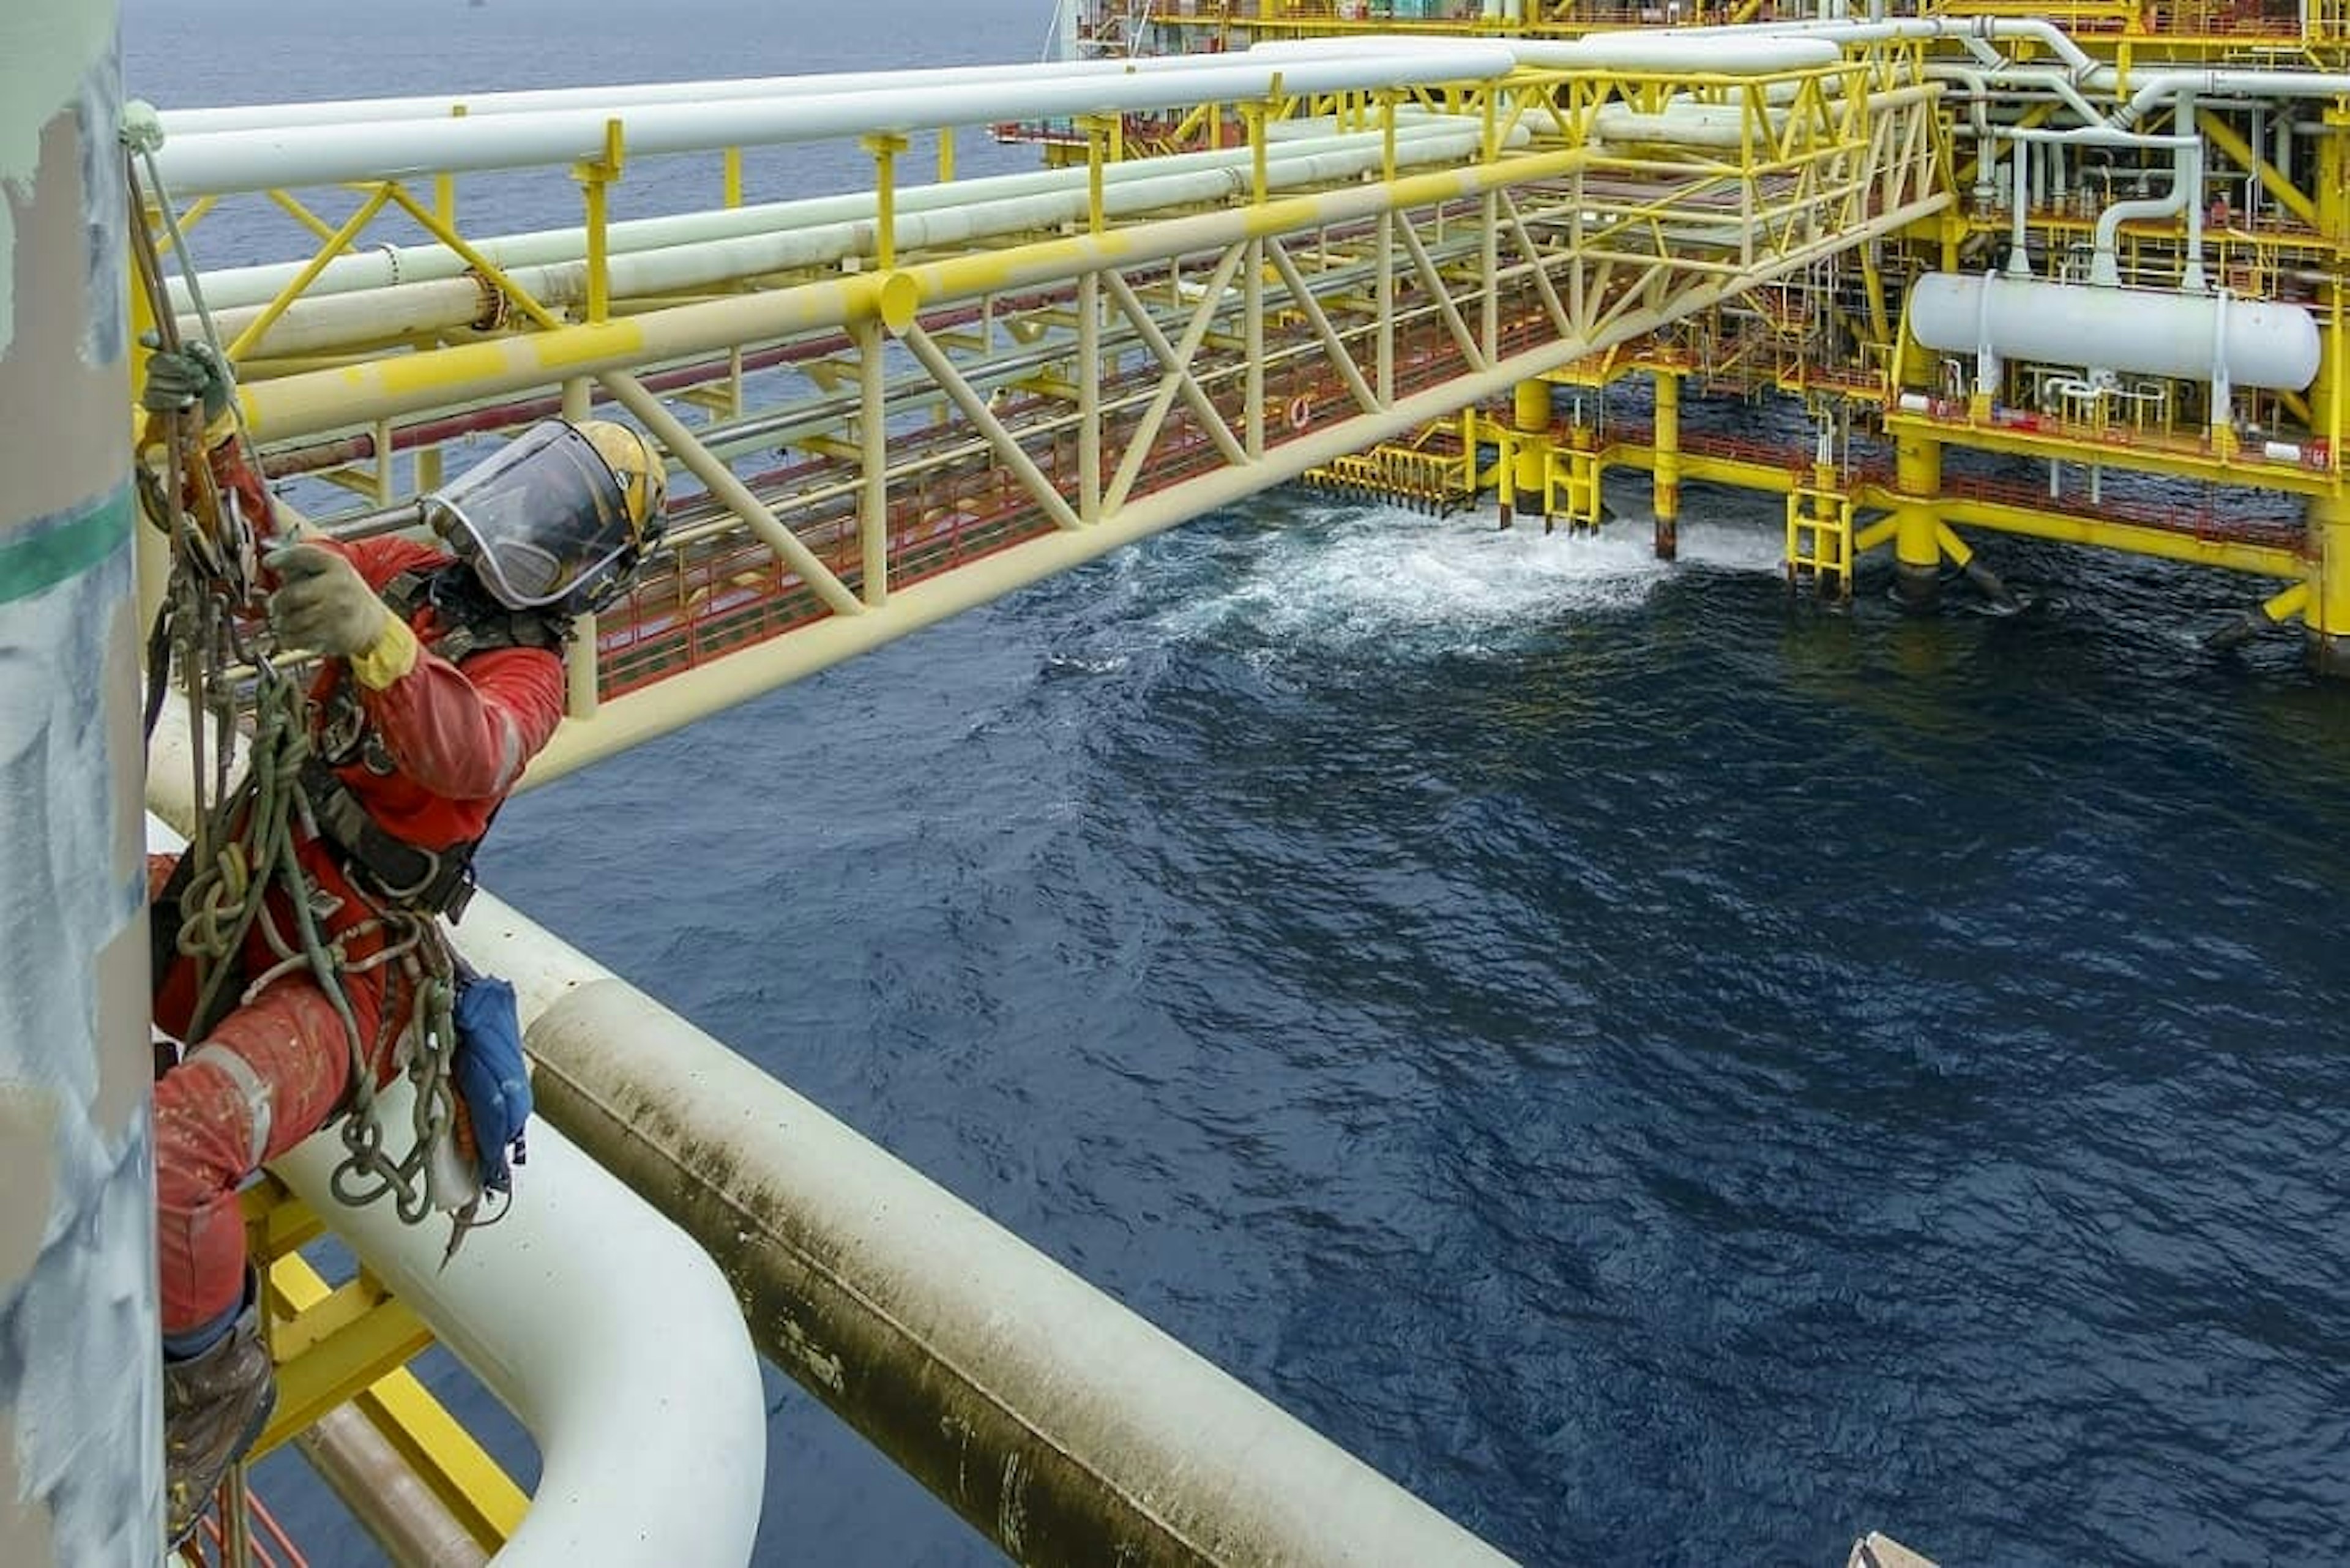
0;5;161;1564
1927;64;2106;135
293;1408;490;1568
150;50;1519;198
1657;17;2097;76
514;928;1516;1568
155;53;1274;135
192;125;1511;357
172;119;1490;315
2008;134;2030;274
2109;70;2350;133
157;40;1504;137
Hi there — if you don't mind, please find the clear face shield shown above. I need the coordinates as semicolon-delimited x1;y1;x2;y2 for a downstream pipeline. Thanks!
422;420;638;611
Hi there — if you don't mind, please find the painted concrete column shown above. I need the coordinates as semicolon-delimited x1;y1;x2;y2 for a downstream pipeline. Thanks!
1892;424;1944;611
0;4;163;1564
1652;367;1680;559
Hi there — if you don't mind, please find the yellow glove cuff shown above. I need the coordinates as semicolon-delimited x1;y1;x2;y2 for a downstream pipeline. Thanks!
349;613;420;692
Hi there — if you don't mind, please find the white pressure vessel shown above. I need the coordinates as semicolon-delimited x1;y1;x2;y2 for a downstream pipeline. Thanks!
1909;272;2321;390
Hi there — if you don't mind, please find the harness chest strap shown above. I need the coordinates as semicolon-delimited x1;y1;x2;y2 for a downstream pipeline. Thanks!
302;562;567;919
299;756;482;919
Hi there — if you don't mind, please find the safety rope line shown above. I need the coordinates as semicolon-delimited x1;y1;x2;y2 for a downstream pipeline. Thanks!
124;122;480;1249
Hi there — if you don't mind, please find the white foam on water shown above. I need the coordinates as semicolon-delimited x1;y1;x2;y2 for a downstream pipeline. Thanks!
1151;500;1783;653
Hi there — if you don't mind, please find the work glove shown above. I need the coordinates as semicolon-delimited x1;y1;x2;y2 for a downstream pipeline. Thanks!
267;544;391;659
141;339;234;425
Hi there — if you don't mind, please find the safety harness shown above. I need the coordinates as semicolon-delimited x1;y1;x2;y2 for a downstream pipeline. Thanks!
302;563;569;924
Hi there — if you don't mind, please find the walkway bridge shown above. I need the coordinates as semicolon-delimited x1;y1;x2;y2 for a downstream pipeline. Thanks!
142;35;1947;783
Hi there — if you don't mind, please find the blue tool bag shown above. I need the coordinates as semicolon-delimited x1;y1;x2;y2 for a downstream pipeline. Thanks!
451;973;532;1195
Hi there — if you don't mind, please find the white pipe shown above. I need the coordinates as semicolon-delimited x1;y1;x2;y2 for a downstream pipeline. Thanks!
2212;286;2232;435
1913;272;2320;389
276;1092;767;1566
2109;68;2350;131
152;50;1519;196
198;125;1510;357
2009;140;2030;275
174;119;1488;315
1688;17;2097;76
2086;125;2199;288
1975;264;2000;397
155;48;1397;135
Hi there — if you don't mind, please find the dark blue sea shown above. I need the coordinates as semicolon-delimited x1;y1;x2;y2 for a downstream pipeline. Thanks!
128;2;2350;1562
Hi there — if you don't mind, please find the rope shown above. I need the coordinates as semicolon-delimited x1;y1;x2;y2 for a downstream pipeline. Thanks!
125;113;476;1246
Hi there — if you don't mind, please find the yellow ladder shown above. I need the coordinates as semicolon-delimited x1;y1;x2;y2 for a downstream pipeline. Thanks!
1785;485;1856;600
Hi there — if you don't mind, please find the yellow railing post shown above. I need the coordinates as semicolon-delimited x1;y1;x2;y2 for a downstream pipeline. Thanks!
862;132;908;266
572;118;625;325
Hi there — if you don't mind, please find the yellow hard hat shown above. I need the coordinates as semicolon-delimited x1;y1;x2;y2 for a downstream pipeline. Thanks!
577;419;667;539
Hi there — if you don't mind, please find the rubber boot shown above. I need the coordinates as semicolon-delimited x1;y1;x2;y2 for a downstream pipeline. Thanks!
163;1282;275;1549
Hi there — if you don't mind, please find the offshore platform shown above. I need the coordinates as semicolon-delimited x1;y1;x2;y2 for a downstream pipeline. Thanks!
3;0;2346;1562
1052;1;2350;658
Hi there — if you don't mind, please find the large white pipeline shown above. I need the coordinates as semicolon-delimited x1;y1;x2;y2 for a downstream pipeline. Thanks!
199;122;1517;357
150;48;1519;198
156;53;1275;135
172;116;1487;316
1250;29;1847;74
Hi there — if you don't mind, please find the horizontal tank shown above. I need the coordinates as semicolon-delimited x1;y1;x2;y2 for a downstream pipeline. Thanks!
1909;272;2321;390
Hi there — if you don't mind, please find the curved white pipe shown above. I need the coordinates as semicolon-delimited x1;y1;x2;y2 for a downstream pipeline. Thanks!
140;792;767;1566
275;1089;768;1566
1927;61;2106;130
151;50;1518;197
2086;122;2201;288
2110;68;2350;130
1648;17;2095;76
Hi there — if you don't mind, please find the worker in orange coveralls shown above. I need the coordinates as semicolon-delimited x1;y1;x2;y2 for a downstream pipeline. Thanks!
138;342;668;1545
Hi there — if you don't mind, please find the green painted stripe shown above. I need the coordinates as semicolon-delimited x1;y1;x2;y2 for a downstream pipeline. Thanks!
0;487;132;606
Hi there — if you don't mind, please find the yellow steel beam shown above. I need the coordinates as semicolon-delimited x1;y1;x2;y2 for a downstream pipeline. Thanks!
2263;580;2313;625
1876;487;2304;579
255;1264;435;1459
1882;413;2338;498
352;1375;529;1551
1602;441;1801;496
225;187;397;362
2195;110;2321;231
239;1179;326;1261
263;1248;526;1550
